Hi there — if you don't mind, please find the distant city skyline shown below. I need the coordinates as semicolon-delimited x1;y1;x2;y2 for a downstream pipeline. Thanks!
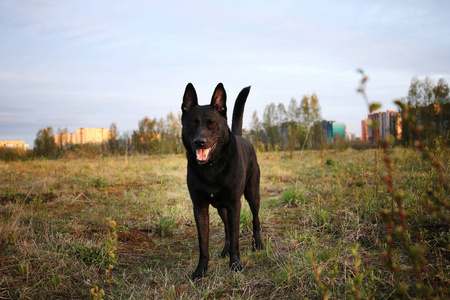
1;0;449;147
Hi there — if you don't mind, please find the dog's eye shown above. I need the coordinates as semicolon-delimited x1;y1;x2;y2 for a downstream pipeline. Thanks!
207;121;216;129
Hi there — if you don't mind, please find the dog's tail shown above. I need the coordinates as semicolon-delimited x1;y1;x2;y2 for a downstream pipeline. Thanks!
231;86;251;136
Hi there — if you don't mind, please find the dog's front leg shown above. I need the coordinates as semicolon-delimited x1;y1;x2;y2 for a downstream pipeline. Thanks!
217;207;230;257
227;201;243;272
192;204;210;279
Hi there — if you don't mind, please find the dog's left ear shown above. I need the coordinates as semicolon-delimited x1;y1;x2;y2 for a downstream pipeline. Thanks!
211;83;227;117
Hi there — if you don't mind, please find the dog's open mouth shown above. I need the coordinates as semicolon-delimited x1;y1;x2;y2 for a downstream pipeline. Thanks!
195;143;216;164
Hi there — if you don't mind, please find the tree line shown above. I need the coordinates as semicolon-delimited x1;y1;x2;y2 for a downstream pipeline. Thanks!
397;77;450;147
25;111;183;160
131;112;183;155
1;76;448;161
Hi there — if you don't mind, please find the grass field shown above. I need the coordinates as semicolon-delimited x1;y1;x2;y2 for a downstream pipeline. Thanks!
0;148;448;299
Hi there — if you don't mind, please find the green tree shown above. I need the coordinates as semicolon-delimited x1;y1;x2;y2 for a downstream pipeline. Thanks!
34;126;57;158
263;103;280;151
56;127;68;149
132;112;181;155
300;95;310;125
248;111;266;151
285;98;303;156
406;77;421;106
287;98;301;122
433;78;450;105
161;112;182;154
400;77;450;147
310;93;321;124
276;103;287;148
108;122;119;154
309;93;323;148
132;117;160;154
118;132;131;156
311;121;326;149
299;94;322;149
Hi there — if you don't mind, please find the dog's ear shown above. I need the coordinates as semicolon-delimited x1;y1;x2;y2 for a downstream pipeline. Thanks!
182;83;198;113
211;83;227;117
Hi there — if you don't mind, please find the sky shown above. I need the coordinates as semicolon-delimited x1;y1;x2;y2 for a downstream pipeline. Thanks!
1;0;449;147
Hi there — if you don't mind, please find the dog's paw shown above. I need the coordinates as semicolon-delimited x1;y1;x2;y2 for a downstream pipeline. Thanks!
230;260;243;272
191;260;208;280
220;241;230;258
252;239;264;251
191;268;207;280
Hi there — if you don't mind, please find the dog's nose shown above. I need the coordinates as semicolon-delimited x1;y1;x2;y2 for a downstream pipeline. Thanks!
194;137;207;148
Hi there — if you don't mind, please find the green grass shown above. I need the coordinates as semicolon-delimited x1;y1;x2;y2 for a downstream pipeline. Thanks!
0;149;448;299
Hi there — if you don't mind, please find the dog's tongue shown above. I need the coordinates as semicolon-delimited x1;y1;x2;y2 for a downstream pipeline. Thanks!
196;148;211;162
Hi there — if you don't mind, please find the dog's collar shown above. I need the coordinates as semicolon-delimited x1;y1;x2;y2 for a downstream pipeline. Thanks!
207;151;225;166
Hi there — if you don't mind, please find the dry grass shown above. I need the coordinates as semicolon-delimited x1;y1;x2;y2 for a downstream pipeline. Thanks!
0;148;448;299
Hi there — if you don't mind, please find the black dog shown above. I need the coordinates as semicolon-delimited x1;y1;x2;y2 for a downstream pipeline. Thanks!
181;83;263;279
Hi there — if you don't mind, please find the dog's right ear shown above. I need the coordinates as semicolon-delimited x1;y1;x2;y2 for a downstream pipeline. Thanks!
182;83;198;113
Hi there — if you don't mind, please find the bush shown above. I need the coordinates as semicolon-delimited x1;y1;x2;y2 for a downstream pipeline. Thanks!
59;144;103;159
349;140;375;151
0;148;33;161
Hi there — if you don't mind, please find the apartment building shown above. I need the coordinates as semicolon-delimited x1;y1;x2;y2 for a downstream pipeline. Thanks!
0;140;30;150
55;128;114;147
362;110;402;142
322;120;346;143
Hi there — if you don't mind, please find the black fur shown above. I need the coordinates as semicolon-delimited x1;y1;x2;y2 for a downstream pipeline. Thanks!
181;83;263;279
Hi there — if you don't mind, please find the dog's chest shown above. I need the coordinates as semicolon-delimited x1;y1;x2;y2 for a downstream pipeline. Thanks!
188;172;236;208
207;185;244;208
196;181;229;202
